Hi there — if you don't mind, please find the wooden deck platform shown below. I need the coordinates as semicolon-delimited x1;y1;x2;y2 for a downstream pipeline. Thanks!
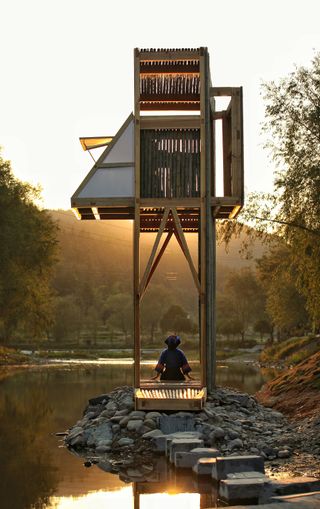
135;381;206;411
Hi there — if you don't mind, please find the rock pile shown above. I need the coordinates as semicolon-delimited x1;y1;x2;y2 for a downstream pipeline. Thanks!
64;385;320;478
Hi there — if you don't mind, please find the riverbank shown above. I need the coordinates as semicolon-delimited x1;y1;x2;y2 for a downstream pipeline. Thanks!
0;345;262;367
64;385;320;480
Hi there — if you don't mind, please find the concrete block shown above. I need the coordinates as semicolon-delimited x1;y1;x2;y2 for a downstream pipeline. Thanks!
211;455;264;481
193;457;217;475
152;434;170;452
159;414;196;434
164;432;202;455
227;471;268;480
219;478;265;502
174;448;219;468
169;438;204;463
152;431;202;453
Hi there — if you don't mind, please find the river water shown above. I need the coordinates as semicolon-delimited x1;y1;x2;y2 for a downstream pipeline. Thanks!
0;360;279;509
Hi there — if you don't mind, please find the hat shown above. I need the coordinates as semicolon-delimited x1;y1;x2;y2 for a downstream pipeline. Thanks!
165;335;181;347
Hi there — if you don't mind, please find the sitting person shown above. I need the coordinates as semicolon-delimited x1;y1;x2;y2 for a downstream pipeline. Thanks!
151;334;194;381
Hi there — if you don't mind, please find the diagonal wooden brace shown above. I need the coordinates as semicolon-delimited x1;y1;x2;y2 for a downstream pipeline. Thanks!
140;230;173;300
139;207;170;297
171;208;201;294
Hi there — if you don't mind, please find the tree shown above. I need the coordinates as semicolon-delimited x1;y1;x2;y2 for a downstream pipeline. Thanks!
105;292;133;342
160;304;197;335
256;243;309;336
219;54;320;330
51;295;83;342
0;151;58;342
253;318;273;340
141;284;173;343
224;268;265;341
261;54;320;327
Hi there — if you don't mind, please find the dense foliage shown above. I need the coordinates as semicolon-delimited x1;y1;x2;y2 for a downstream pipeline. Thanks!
219;53;320;335
0;152;57;342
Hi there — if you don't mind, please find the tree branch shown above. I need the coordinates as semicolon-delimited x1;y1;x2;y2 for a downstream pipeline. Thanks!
251;216;320;237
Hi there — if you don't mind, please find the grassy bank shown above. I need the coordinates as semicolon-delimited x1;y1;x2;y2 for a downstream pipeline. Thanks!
259;335;320;366
0;345;256;366
257;350;320;419
257;335;320;419
0;347;31;365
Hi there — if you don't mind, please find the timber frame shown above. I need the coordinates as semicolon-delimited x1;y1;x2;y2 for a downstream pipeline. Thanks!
134;48;214;409
71;47;244;411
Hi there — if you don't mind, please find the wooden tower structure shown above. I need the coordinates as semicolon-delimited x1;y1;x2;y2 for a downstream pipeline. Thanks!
71;47;244;411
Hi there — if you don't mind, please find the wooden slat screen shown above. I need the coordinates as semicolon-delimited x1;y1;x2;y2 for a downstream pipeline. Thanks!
140;129;200;198
140;74;200;102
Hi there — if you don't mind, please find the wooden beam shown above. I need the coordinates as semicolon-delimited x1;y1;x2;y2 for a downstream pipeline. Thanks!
140;101;200;111
71;197;135;207
140;115;201;129
137;49;201;61
140;197;201;208
171;208;201;294
210;87;237;97
97;162;134;168
140;62;200;73
139;208;170;296
211;196;242;206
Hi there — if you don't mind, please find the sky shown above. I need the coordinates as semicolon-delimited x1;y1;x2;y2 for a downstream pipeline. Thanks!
1;0;320;210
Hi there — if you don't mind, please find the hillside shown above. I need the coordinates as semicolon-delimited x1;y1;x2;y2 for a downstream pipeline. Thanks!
257;335;320;422
49;209;266;277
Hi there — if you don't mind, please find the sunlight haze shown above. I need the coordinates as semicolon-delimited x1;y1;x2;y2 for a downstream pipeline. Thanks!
1;0;320;208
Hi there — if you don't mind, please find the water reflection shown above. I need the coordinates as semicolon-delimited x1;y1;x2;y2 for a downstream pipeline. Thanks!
0;362;279;508
0;387;58;509
48;487;132;508
47;489;204;509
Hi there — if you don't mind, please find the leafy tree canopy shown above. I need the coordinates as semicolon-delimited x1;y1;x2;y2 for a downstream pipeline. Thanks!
0;151;58;341
218;53;320;328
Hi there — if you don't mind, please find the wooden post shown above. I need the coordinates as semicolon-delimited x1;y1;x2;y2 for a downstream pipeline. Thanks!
231;87;244;203
199;49;207;389
134;49;141;390
205;50;216;393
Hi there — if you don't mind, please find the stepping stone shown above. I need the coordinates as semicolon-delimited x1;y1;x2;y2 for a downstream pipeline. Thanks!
152;431;202;453
175;448;219;468
212;455;264;481
227;471;269;480
219;478;266;502
169;438;204;463
193;457;217;475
